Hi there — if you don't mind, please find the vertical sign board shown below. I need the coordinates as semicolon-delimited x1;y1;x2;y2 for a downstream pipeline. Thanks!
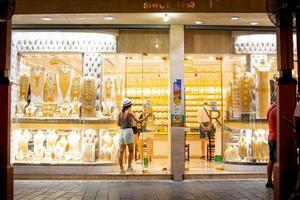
171;79;185;127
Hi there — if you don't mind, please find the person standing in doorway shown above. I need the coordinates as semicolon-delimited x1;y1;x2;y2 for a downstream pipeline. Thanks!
197;102;211;159
266;97;276;188
117;98;149;174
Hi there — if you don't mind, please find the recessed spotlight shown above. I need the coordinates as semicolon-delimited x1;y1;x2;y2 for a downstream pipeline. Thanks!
230;16;240;21
250;22;258;25
104;16;114;20
186;56;192;60
195;21;203;25
41;16;53;21
163;14;171;22
208;56;215;60
155;44;159;48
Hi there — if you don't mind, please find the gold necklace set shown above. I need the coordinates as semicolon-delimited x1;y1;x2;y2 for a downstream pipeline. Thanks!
71;75;81;101
44;73;57;102
30;66;45;97
83;77;96;103
104;77;112;99
19;74;29;101
58;66;71;102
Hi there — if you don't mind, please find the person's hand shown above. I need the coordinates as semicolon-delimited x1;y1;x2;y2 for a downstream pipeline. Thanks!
204;127;209;132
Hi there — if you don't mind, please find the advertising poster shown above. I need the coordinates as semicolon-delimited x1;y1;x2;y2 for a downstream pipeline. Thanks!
171;79;185;127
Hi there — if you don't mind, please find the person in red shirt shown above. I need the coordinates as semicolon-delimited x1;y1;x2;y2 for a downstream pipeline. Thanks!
266;101;276;188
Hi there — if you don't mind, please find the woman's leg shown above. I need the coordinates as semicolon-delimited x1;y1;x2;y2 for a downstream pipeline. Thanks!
127;143;134;168
200;139;206;158
119;144;126;170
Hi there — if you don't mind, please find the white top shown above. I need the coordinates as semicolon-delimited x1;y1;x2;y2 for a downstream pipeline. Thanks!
197;105;210;123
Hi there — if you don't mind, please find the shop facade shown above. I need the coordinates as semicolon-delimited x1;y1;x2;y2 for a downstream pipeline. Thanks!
9;27;285;178
4;0;294;189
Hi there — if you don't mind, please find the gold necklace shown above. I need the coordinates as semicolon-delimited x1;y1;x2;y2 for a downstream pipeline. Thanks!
58;66;71;102
30;66;45;97
71;75;81;101
83;77;96;104
19;74;29;101
103;100;112;115
104;77;112;99
44;73;57;102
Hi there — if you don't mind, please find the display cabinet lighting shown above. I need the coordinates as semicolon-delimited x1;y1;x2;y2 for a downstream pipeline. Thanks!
208;56;215;60
250;22;258;25
104;16;114;20
195;21;203;25
230;16;240;20
163;14;171;22
41;16;53;21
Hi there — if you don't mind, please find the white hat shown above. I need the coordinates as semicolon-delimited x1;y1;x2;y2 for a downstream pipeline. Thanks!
122;98;132;107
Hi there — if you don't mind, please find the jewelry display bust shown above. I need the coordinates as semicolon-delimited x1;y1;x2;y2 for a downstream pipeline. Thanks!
19;74;29;101
58;66;72;103
46;130;58;150
82;129;97;162
18;130;32;156
43;72;57;102
25;104;37;117
71;75;81;117
30;66;45;104
102;98;114;117
81;77;96;118
34;130;46;161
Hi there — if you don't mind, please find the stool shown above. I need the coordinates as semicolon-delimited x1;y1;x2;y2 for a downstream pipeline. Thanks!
184;131;190;161
206;143;215;161
206;133;215;162
185;144;190;161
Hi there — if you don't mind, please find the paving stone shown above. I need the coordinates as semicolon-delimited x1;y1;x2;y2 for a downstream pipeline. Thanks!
14;180;273;200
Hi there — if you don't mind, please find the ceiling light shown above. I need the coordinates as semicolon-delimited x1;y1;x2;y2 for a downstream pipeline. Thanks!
230;16;240;21
250;22;258;25
41;16;53;21
195;21;203;25
163;14;171;22
208;56;215;60
186;56;192;60
104;16;114;20
155;44;159;48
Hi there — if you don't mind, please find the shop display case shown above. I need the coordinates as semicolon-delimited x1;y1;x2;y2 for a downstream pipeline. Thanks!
223;123;269;164
12;51;122;165
11;126;119;164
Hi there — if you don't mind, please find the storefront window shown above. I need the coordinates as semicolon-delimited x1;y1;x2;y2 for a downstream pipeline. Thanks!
11;31;169;174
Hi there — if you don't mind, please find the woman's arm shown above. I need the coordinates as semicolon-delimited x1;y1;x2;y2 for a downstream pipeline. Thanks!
130;111;149;124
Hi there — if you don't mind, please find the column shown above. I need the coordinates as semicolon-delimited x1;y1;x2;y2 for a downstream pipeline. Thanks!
169;25;185;181
274;12;297;200
0;19;13;200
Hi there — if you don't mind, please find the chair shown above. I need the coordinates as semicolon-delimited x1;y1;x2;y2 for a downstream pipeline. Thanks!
206;133;215;162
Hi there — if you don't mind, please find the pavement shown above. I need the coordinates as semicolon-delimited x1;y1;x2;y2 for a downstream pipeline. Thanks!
14;179;273;200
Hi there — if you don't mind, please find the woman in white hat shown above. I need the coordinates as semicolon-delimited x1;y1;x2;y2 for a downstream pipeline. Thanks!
118;98;149;174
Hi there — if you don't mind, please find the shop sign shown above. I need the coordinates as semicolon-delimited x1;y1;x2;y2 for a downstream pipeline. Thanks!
15;0;266;14
143;0;196;10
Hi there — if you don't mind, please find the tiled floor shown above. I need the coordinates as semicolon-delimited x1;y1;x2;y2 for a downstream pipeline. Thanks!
14;159;266;175
14;179;273;200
